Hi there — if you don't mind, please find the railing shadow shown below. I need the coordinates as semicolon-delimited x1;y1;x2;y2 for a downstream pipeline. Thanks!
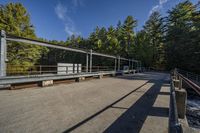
103;80;168;133
63;81;149;133
63;77;169;133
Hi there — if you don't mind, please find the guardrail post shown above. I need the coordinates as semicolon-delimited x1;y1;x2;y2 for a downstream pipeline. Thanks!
114;57;117;72
128;59;130;72
77;64;79;73
0;30;7;77
89;49;92;73
86;53;88;73
118;56;120;71
39;65;42;74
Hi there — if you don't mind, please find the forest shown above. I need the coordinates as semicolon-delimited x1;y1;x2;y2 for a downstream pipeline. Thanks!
0;0;200;74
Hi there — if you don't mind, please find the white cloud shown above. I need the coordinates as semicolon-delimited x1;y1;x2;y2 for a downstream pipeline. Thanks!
159;0;168;5
55;3;67;20
149;5;161;15
149;0;169;15
55;2;81;36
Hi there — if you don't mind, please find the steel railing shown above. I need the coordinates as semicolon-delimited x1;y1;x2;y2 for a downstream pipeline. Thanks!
177;69;200;85
6;65;118;76
175;68;200;95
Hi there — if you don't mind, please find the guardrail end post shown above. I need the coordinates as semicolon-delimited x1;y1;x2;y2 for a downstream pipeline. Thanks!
0;30;7;77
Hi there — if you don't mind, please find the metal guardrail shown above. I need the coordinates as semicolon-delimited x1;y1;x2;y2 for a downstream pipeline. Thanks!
169;74;183;133
0;70;135;85
169;69;200;133
177;69;200;85
175;69;200;95
6;65;116;76
0;30;141;77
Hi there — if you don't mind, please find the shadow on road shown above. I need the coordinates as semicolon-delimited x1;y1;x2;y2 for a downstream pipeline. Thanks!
103;80;168;133
63;73;169;133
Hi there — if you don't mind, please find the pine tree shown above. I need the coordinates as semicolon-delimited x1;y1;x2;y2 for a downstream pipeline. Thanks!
143;12;165;69
0;3;43;74
120;16;137;57
165;1;200;73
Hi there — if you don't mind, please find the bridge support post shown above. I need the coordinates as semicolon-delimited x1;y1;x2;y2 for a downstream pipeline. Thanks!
89;49;92;73
118;56;120;71
86;53;88;72
0;30;7;77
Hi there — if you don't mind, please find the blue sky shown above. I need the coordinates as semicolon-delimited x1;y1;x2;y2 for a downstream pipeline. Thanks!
1;0;199;41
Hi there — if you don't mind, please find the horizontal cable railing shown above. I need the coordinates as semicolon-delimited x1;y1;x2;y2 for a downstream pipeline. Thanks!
177;69;200;85
6;65;120;76
0;31;141;77
175;69;200;95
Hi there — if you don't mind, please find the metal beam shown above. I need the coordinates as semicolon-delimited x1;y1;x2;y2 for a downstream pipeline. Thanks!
92;52;116;59
0;30;7;77
118;56;120;71
86;53;88;72
5;34;141;75
6;35;127;60
114;58;117;71
6;36;87;54
0;70;132;85
120;57;129;61
89;49;92;73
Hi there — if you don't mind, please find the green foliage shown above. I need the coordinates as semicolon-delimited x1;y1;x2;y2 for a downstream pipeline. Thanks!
134;30;154;67
0;3;43;73
143;12;165;69
165;0;200;73
1;1;200;74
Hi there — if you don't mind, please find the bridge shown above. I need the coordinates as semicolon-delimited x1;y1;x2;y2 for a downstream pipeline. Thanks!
0;72;170;133
0;30;199;133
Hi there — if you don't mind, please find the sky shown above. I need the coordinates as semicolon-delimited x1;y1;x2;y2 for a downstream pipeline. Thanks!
1;0;199;41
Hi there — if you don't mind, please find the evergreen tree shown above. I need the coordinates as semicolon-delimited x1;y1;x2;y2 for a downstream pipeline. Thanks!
120;16;137;57
0;3;43;74
134;30;153;67
165;1;200;73
143;12;165;69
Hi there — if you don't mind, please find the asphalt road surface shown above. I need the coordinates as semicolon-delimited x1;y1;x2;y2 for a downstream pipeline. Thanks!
0;72;170;133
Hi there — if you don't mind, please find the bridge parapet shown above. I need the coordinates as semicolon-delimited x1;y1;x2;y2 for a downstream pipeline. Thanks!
169;69;200;133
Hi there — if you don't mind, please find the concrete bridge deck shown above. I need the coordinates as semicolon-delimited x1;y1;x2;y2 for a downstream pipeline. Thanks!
0;72;170;133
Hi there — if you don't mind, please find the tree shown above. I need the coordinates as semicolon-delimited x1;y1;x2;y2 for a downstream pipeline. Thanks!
143;12;165;69
165;1;200;73
0;3;43;74
134;30;153;67
120;16;137;57
105;26;120;55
